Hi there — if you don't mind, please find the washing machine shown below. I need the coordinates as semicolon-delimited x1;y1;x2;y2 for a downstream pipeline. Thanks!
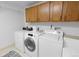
38;30;64;57
24;31;39;57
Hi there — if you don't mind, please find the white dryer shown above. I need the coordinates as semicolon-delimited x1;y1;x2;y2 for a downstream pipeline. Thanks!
24;31;39;57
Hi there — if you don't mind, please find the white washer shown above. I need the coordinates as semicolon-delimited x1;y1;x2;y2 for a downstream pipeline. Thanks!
38;30;63;57
24;31;39;57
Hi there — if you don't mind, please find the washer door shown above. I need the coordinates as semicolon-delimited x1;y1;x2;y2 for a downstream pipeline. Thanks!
24;37;36;52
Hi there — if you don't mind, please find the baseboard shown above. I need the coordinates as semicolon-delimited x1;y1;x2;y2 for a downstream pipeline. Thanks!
0;43;15;56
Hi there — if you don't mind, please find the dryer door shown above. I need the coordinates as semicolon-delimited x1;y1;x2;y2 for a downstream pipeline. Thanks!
24;37;36;52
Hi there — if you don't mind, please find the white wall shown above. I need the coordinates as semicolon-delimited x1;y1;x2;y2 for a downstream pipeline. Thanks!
26;22;79;36
0;7;24;49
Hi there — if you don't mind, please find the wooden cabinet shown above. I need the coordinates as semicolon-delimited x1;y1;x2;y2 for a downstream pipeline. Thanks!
62;2;79;21
25;1;79;22
38;2;50;22
25;8;30;22
25;6;37;22
50;1;63;22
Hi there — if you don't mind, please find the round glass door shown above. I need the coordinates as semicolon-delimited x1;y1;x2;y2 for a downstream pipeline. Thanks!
24;37;36;52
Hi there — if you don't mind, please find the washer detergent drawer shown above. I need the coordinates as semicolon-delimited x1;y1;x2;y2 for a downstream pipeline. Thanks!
39;37;63;57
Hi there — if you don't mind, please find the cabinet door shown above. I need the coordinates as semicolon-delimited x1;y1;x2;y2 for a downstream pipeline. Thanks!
50;1;63;22
26;6;37;22
62;2;79;21
38;2;50;22
25;8;30;22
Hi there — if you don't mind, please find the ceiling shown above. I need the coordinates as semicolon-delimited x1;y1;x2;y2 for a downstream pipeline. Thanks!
0;1;40;11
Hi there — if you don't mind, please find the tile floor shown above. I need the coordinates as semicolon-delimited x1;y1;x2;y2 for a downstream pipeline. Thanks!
3;50;21;57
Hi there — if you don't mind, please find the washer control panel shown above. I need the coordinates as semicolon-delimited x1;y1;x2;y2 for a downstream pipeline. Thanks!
28;34;33;36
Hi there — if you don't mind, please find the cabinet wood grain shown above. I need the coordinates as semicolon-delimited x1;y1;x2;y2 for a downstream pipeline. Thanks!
38;2;50;22
25;1;79;22
50;1;63;22
62;1;79;21
25;6;37;22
